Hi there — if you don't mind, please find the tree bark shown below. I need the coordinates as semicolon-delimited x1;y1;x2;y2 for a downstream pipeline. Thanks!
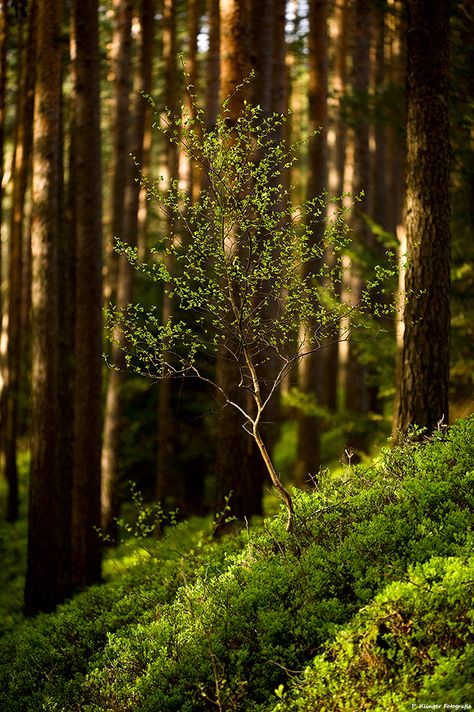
343;0;371;458
2;0;37;522
24;0;71;615
0;0;7;238
216;0;262;520
156;0;179;517
104;0;133;302
322;0;349;413
72;0;103;587
205;0;220;131
295;0;328;487
393;0;451;436
102;0;154;540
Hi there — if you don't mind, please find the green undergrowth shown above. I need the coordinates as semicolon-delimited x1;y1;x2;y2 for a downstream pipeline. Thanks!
0;415;473;711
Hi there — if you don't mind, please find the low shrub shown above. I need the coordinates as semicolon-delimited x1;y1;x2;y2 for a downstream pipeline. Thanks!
0;415;472;711
272;556;474;711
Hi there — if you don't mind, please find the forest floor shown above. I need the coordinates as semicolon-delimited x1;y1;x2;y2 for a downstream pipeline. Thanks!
0;415;473;711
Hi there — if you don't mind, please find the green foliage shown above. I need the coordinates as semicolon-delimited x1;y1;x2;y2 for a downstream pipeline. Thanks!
105;90;396;420
272;556;474;711
1;416;472;710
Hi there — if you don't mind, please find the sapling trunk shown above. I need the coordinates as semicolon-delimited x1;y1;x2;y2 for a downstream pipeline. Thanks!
253;424;294;532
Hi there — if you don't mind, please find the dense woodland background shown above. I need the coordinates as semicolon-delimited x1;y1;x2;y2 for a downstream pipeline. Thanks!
0;0;472;617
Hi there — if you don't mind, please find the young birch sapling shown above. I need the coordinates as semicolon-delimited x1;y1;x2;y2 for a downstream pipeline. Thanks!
106;87;394;531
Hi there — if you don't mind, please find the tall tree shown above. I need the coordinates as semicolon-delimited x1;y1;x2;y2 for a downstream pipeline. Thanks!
104;0;133;300
24;0;71;614
2;0;37;521
295;0;328;487
393;0;451;435
71;0;103;587
322;0;349;413
216;0;261;520
101;0;133;535
343;0;371;457
204;0;220;131
156;0;179;515
0;0;7;238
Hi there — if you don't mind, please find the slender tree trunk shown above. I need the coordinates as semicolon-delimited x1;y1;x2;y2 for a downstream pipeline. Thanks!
343;0;371;458
322;0;349;413
185;0;201;204
2;0;37;521
295;0;328;487
393;0;451;436
216;0;261;520
101;0;154;540
72;0;103;588
205;0;220;131
104;0;133;302
101;0;133;538
24;0;71;615
370;0;388;232
0;0;7;240
156;0;179;515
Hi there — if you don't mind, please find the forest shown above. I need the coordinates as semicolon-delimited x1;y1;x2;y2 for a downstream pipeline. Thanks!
0;0;473;709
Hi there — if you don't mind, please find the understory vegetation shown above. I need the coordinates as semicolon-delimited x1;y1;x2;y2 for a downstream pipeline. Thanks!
1;415;473;711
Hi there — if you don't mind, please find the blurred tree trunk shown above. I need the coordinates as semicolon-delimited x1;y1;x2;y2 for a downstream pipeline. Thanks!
24;0;72;615
156;0;179;515
370;0;388;233
204;0;220;131
295;0;328;487
323;0;349;414
2;0;37;522
343;0;371;459
0;0;7;245
102;0;154;540
216;0;261;520
393;0;451;436
72;0;103;587
104;0;133;301
185;0;201;204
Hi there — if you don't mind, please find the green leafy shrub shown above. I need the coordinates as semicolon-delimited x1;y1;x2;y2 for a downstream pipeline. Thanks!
272;556;474;711
0;416;472;711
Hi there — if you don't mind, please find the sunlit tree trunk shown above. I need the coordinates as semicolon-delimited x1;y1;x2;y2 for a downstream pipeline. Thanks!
72;0;103;587
104;0;133;301
0;0;7;246
2;0;37;522
101;0;154;540
323;0;349;414
393;0;451;436
185;0;201;204
102;0;155;539
205;0;220;131
295;0;327;487
156;0;179;515
24;0;71;615
343;0;371;458
370;0;388;233
216;0;261;520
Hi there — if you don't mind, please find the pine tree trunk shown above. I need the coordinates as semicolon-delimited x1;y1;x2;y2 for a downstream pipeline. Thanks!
2;0;37;522
156;0;179;517
393;0;451;436
216;0;262;520
0;0;7;239
101;0;154;540
104;0;133;302
343;0;371;458
322;0;349;413
295;0;328;487
204;0;220;131
72;0;103;587
24;0;71;615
